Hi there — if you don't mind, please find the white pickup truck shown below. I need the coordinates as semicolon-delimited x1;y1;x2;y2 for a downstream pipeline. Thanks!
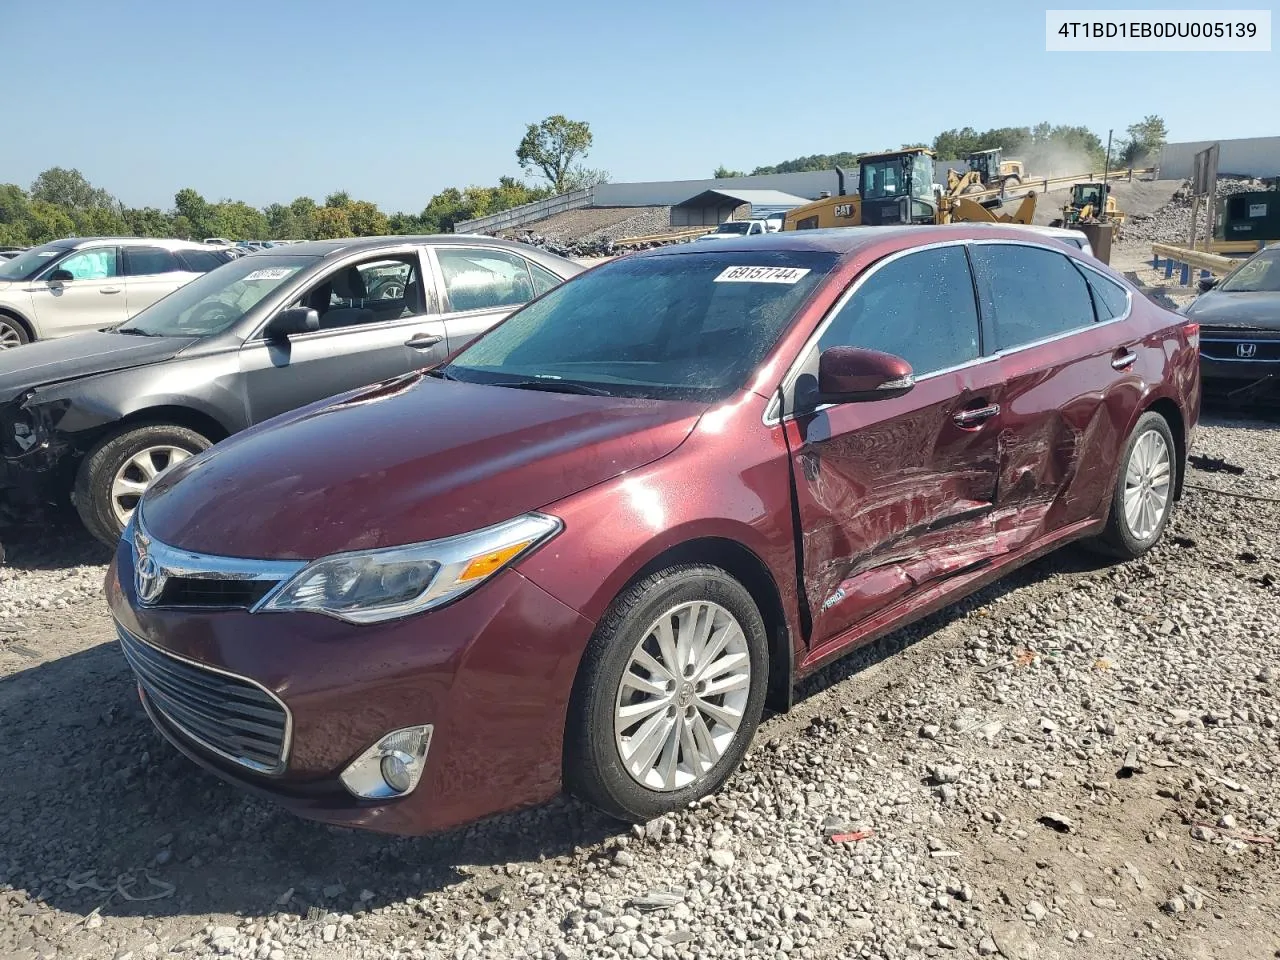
695;219;774;241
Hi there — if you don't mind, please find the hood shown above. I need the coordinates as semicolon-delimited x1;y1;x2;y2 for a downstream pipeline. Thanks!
1185;290;1280;330
0;331;196;399
141;374;705;559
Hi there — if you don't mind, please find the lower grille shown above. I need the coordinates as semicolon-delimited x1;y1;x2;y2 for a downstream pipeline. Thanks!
117;624;289;774
157;577;277;609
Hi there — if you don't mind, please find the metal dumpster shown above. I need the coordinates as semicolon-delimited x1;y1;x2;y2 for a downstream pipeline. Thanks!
1077;222;1115;264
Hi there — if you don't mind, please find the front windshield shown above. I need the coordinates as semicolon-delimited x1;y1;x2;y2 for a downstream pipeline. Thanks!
119;254;315;337
717;222;751;234
1220;248;1280;293
445;250;837;402
0;243;69;281
861;160;902;201
1077;186;1103;207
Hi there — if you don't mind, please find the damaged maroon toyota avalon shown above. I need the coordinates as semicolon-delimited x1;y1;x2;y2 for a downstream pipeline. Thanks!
106;226;1199;835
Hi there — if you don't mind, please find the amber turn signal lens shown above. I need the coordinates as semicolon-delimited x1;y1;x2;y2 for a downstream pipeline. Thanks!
457;541;534;582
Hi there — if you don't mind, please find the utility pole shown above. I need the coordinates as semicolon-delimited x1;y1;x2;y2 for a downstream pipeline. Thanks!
1102;129;1112;221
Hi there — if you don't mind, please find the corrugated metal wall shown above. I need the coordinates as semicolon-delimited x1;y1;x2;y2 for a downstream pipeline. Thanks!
671;202;751;227
1158;137;1280;181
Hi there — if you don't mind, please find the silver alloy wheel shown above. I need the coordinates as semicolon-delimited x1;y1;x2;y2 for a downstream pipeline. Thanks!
0;319;24;349
1123;429;1172;540
110;445;193;527
613;600;751;792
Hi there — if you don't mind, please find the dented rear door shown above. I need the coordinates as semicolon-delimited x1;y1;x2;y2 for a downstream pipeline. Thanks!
782;242;1006;650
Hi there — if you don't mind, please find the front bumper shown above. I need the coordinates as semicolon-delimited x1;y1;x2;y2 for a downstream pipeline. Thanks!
1199;355;1280;399
106;538;595;835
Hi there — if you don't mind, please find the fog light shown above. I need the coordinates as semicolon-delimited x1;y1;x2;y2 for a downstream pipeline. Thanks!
339;725;433;799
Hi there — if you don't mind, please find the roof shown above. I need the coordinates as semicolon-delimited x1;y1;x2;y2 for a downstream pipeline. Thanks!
672;189;812;209
245;234;583;275
636;224;1079;258
63;237;216;250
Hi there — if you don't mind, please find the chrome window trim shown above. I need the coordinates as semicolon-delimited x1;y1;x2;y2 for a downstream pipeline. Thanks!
134;509;308;585
763;238;1135;426
117;620;293;775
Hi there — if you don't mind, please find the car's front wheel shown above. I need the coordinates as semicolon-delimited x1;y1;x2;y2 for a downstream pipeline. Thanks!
1092;411;1178;559
565;564;769;823
74;424;212;546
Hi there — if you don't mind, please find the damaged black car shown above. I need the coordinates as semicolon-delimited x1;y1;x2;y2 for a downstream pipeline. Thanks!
1185;244;1280;402
0;236;582;544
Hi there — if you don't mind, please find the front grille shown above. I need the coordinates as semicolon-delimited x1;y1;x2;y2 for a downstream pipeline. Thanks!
117;624;289;774
1200;328;1280;363
157;577;277;609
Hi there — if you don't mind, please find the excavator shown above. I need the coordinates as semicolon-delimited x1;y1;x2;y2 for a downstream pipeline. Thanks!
1050;181;1124;230
782;147;1036;230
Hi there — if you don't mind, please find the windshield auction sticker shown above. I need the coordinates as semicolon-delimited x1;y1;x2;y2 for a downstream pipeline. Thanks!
242;268;295;282
1046;9;1270;50
714;266;812;284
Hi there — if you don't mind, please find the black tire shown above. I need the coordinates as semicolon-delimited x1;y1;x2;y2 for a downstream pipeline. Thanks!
1089;412;1177;559
73;424;211;546
0;312;31;349
564;565;769;823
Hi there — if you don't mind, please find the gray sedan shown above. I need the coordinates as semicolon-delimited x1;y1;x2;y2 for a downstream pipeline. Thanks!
0;236;582;544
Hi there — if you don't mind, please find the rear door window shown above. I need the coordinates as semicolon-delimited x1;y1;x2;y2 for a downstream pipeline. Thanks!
529;262;562;296
436;248;534;312
969;244;1096;352
1083;269;1130;320
124;247;183;276
817;245;980;376
175;249;229;273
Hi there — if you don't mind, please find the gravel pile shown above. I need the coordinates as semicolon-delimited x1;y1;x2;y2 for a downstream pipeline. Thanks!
1;415;1277;960
1122;177;1267;244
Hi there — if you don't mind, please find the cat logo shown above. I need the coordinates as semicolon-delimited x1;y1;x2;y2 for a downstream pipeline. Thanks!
834;203;855;219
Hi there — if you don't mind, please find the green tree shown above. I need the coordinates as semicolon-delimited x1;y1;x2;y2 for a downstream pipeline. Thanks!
346;200;389;236
170;215;194;240
1121;115;1168;166
324;190;352;209
174;188;214;238
30;167;115;209
516;115;594;193
25;200;76;244
713;166;746;178
311;206;352;239
123;206;173;237
210;200;269;240
73;205;129;236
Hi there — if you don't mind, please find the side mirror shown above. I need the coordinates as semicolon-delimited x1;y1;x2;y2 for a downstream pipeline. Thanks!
266;306;320;339
48;269;74;283
817;346;914;404
1197;277;1218;293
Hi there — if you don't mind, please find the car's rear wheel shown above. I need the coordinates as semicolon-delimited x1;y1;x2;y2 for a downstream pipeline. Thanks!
74;424;211;546
565;565;768;823
1091;412;1177;559
0;313;30;349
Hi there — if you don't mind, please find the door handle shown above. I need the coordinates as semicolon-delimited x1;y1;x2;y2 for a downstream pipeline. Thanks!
952;403;1001;428
405;334;442;349
100;286;122;294
1111;350;1137;371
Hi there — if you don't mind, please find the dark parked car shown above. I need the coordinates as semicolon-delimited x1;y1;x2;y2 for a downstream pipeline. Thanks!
1183;244;1280;400
107;226;1200;835
0;236;582;544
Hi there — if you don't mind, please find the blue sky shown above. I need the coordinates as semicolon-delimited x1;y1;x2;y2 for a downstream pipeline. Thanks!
5;0;1275;212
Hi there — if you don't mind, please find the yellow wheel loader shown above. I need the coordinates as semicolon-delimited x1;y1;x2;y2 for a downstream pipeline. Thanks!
783;147;1037;230
1050;182;1124;230
947;148;1025;194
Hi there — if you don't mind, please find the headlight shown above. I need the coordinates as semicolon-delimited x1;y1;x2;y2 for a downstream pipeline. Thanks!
255;513;560;623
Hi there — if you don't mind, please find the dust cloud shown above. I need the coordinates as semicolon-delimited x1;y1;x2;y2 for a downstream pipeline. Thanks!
1009;141;1101;179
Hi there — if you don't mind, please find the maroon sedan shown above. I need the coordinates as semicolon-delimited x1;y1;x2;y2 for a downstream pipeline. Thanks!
106;226;1200;834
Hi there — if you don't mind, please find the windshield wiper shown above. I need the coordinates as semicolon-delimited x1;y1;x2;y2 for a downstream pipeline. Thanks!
115;328;162;337
493;378;613;397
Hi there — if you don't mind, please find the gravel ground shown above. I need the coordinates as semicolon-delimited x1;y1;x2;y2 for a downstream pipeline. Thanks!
1;405;1277;960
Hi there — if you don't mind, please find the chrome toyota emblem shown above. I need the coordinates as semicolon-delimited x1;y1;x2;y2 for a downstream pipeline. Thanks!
133;534;166;604
1236;342;1258;359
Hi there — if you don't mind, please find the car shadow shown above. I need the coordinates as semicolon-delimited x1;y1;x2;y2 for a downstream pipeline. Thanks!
0;544;1118;928
0;505;111;571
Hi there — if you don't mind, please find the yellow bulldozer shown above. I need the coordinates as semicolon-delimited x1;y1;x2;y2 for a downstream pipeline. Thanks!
782;148;1036;230
1050;181;1124;231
